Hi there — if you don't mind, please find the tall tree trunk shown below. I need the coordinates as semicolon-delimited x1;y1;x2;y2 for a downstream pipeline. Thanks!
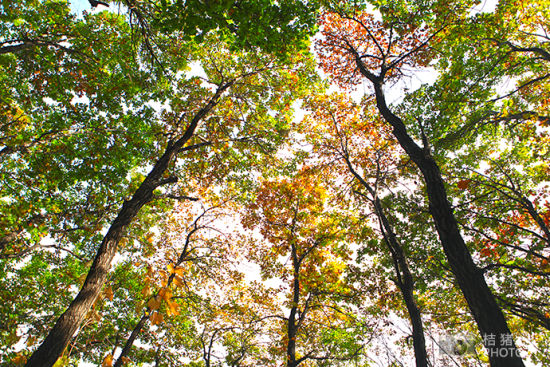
286;244;300;367
344;157;428;367
366;79;525;367
25;83;232;367
376;198;429;367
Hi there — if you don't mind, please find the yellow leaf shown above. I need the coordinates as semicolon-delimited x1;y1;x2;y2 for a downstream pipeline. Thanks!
166;299;180;316
167;263;175;274
150;311;164;325
147;296;161;311
52;356;69;367
101;354;113;367
105;286;114;301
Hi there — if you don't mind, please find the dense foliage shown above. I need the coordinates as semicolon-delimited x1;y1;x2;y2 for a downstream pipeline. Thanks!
1;0;549;366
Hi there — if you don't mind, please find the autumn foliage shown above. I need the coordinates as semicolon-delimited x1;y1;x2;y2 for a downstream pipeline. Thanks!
2;1;550;366
317;11;434;88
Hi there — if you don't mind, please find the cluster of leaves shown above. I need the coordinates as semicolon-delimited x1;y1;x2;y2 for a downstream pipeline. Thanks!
241;173;371;366
2;0;550;366
152;0;319;55
317;10;434;88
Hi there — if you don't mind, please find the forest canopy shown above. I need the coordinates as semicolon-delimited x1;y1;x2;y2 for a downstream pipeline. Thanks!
1;0;549;366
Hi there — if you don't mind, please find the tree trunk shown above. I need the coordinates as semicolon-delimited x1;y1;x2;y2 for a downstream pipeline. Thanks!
286;245;300;367
113;315;148;367
375;198;429;367
25;83;232;367
346;156;429;367
113;217;200;365
367;79;525;367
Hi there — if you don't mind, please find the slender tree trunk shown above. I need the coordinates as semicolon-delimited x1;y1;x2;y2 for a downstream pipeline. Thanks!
375;198;429;367
113;315;148;367
345;156;429;367
25;83;232;367
114;215;200;365
287;245;300;367
367;79;524;367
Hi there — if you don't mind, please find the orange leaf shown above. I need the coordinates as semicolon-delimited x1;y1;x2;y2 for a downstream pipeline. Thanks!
159;288;172;302
101;354;113;367
150;311;164;325
173;275;185;287
141;284;151;297
480;247;493;257
166;299;180;316
12;353;27;366
105;286;114;301
147;296;161;311
457;179;471;190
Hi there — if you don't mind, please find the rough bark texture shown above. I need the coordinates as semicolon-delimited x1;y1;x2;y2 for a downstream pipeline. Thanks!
367;80;525;367
25;83;232;367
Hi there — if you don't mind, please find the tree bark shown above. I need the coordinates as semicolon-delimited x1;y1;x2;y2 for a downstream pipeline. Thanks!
25;82;232;367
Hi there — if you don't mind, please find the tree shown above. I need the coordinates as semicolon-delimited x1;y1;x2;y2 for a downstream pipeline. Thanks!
3;0;550;365
316;3;525;365
398;1;550;362
300;92;429;366
241;173;369;367
1;1;317;365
